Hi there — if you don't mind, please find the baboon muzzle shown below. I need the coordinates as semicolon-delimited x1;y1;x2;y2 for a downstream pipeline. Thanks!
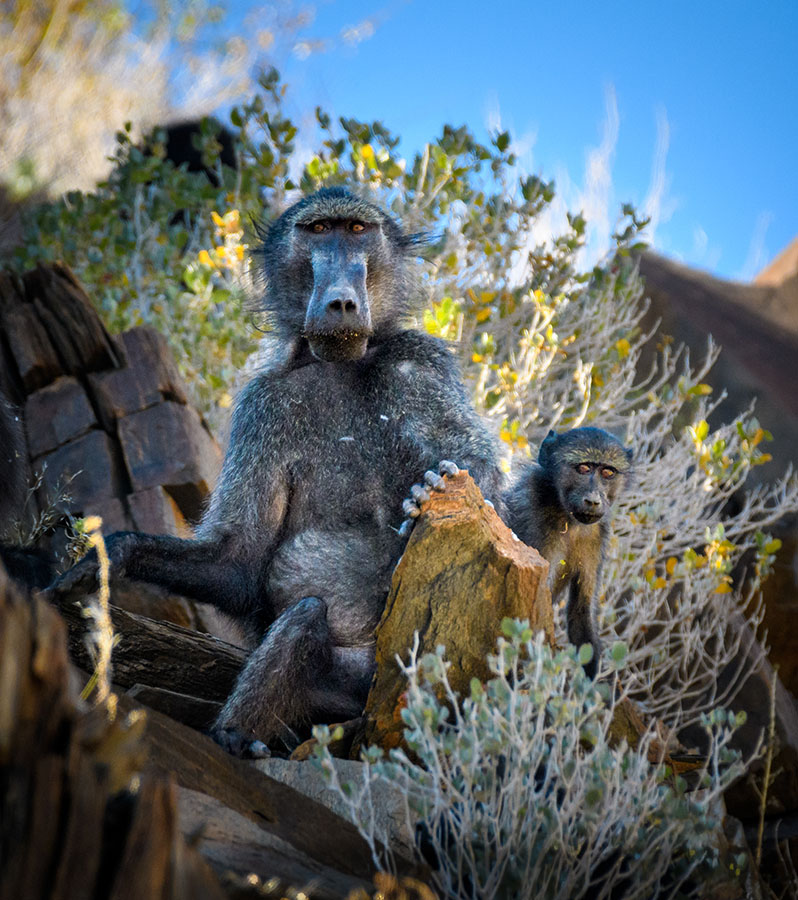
304;247;372;362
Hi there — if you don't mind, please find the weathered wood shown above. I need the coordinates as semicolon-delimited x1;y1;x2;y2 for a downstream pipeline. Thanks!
361;470;552;753
0;566;228;899
178;788;372;899
51;752;108;900
128;698;385;883
54;596;246;701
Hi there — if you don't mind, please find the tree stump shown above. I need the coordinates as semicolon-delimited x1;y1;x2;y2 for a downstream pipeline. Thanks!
361;470;553;753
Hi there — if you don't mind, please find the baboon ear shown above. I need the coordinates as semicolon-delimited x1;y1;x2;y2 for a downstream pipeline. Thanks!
625;447;634;465
538;430;558;468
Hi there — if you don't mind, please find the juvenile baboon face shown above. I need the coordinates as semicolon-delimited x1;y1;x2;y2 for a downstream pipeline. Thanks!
539;427;632;525
258;188;420;363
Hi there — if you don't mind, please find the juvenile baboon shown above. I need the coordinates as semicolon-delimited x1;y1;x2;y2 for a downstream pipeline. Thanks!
504;427;632;678
54;187;503;753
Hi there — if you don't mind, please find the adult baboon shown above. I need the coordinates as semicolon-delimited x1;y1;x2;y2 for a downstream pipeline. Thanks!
54;187;503;753
504;427;632;678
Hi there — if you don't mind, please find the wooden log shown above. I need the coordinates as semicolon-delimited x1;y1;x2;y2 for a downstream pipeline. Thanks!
53;596;246;702
126;684;221;732
361;470;553;753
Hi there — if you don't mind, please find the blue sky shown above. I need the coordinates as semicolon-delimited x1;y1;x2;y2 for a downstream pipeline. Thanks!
251;0;796;282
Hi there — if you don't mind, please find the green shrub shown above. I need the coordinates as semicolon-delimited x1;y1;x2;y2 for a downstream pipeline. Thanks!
314;621;748;899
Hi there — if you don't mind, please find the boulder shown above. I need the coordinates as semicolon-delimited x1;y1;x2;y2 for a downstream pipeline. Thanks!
118;402;221;522
361;470;552;753
25;376;97;457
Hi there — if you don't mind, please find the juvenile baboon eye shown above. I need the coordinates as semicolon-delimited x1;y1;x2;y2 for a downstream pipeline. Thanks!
350;221;366;233
576;463;591;475
600;467;616;480
310;221;330;233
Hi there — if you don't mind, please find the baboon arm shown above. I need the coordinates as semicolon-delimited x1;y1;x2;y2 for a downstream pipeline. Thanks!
566;572;601;678
118;532;256;615
51;531;257;618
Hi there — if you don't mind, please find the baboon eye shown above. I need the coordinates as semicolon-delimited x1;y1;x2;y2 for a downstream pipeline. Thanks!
310;221;331;233
600;467;616;480
350;221;366;233
576;463;591;475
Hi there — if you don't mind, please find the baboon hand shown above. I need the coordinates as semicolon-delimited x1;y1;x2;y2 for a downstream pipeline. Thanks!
399;460;460;536
46;532;133;599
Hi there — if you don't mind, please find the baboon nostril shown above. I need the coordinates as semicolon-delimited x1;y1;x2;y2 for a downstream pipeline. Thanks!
329;299;343;312
344;299;357;312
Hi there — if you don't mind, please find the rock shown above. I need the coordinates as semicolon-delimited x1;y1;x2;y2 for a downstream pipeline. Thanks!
255;757;414;858
177;787;373;899
84;495;134;533
132;700;394;885
34;431;124;512
128;486;192;537
757;531;798;697
22;263;120;374
718;627;798;821
88;326;188;428
0;294;62;391
35;429;126;513
25;376;98;457
117;402;221;522
361;470;551;753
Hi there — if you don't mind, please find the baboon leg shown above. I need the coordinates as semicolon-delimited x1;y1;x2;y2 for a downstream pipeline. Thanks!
212;596;373;756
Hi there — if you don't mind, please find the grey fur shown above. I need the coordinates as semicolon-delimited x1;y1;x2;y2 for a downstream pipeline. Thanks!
504;427;632;679
54;187;503;752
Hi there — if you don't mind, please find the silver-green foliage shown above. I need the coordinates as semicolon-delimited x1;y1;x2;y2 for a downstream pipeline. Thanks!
315;621;748;900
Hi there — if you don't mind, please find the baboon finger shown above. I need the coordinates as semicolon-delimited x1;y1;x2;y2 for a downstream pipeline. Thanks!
438;460;459;477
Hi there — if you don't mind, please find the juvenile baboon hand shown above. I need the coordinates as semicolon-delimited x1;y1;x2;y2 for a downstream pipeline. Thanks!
399;460;460;536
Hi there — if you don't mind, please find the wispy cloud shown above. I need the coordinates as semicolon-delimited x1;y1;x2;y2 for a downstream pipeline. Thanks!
579;85;620;261
643;106;673;245
738;211;773;281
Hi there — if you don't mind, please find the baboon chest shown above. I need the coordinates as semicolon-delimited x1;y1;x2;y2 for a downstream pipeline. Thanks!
546;527;602;600
274;362;434;529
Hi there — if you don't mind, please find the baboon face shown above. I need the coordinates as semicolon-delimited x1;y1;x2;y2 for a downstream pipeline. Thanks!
259;188;417;363
295;216;379;362
539;427;632;525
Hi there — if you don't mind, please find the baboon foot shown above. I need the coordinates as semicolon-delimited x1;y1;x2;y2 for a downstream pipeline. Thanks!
210;726;271;759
